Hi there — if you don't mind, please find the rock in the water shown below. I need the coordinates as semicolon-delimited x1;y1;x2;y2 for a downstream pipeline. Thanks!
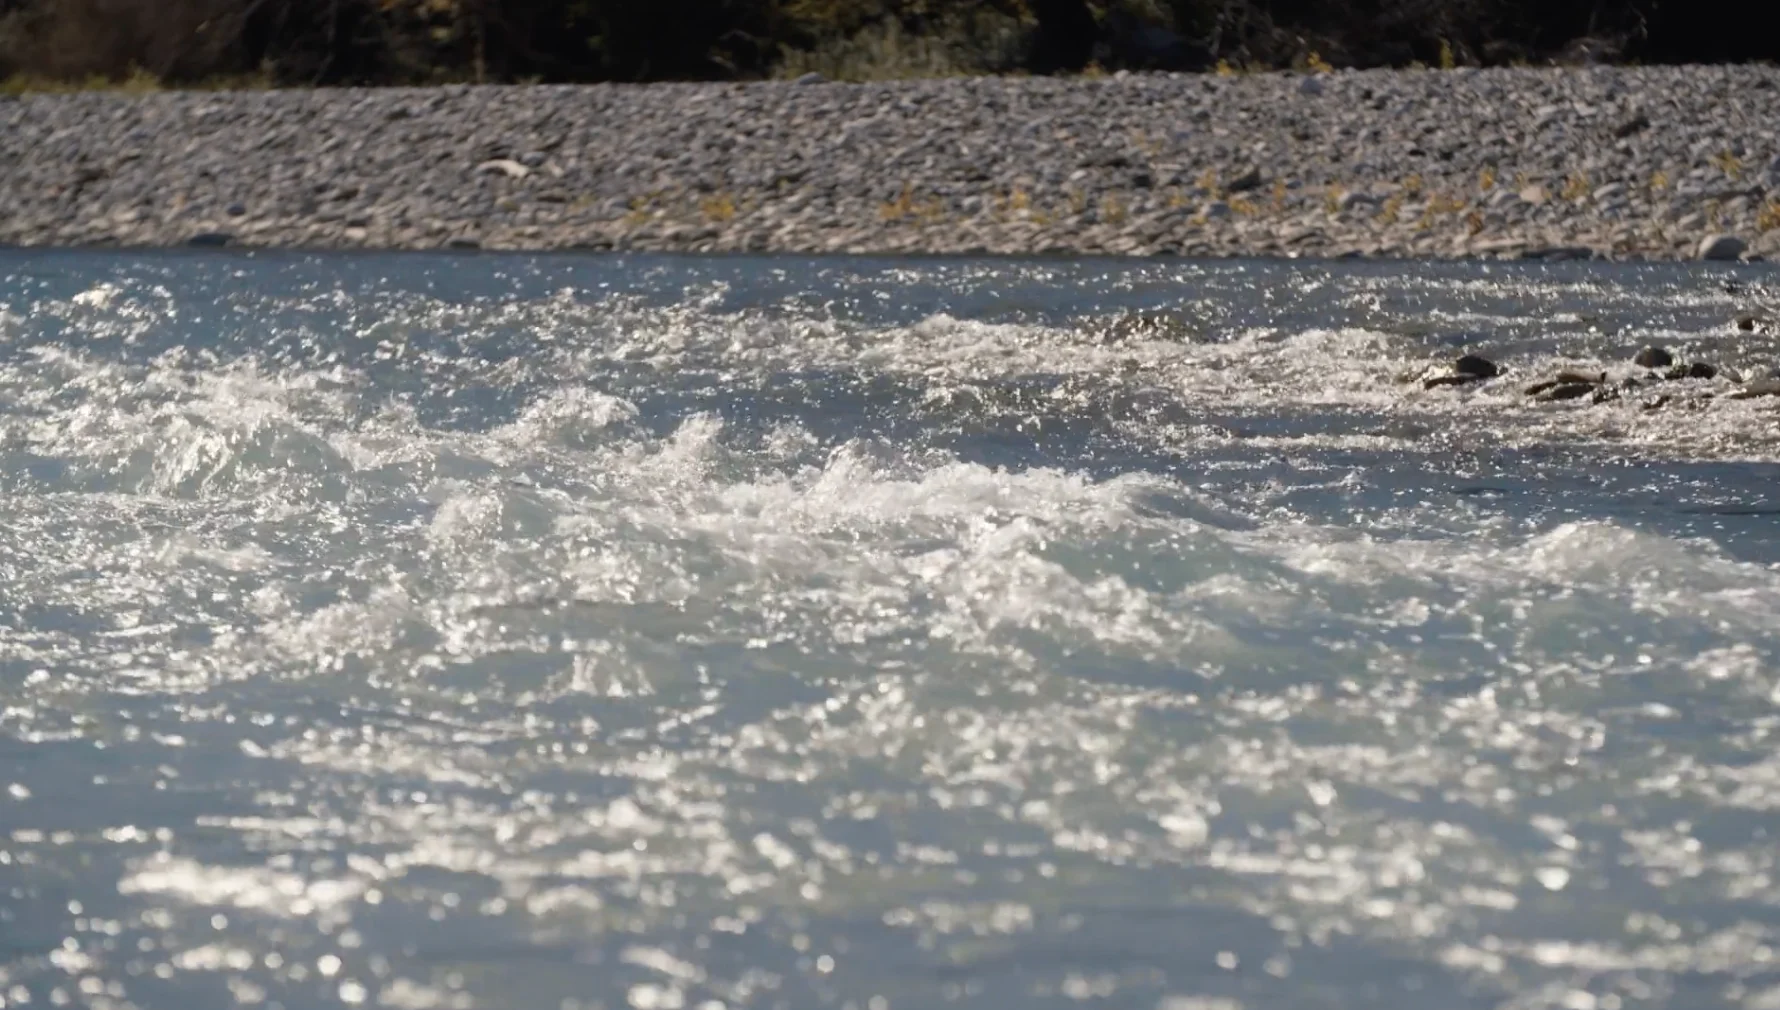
1633;346;1673;368
1455;353;1500;379
1527;369;1605;398
1738;315;1758;331
1698;234;1748;261
1666;361;1719;380
1424;353;1502;389
186;231;233;247
1728;378;1780;399
1536;382;1598;401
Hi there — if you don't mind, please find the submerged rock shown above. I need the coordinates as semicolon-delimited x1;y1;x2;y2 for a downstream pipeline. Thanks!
1104;311;1198;342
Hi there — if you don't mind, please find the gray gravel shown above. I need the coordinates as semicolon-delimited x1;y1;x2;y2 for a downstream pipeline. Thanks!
3;65;1780;259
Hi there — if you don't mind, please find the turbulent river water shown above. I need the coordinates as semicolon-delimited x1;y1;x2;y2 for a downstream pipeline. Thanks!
4;251;1780;1010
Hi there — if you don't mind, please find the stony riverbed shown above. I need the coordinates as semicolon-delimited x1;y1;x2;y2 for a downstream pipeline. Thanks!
2;64;1779;259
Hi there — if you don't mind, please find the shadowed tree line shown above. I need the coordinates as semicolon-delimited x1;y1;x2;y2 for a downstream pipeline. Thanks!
0;0;1774;87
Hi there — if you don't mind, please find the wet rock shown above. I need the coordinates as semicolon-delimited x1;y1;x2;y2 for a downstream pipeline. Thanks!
186;231;234;247
225;202;247;217
1424;352;1501;389
1665;361;1719;380
1455;353;1501;379
1698;233;1748;261
1728;378;1780;399
1095;311;1196;343
1633;346;1674;368
1535;381;1599;401
1526;369;1605;399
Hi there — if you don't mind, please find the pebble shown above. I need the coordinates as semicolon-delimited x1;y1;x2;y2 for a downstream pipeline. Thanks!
478;159;530;179
0;65;1776;257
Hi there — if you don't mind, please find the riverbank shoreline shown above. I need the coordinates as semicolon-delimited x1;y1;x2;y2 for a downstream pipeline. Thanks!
3;65;1778;260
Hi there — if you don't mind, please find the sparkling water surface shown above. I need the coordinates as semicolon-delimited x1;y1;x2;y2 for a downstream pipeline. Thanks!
4;250;1780;1010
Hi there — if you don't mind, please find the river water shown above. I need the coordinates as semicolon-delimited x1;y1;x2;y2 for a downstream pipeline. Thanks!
3;251;1780;1010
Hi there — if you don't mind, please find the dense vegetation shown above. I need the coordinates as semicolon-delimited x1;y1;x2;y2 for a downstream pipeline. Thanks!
0;0;1773;88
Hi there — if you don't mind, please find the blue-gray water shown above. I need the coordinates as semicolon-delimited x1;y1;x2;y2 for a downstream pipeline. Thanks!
4;251;1780;1010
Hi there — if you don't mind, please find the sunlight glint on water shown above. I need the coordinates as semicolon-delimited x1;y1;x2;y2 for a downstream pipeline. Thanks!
2;251;1780;1010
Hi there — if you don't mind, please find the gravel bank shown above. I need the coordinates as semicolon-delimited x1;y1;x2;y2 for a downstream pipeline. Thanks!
3;65;1780;259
